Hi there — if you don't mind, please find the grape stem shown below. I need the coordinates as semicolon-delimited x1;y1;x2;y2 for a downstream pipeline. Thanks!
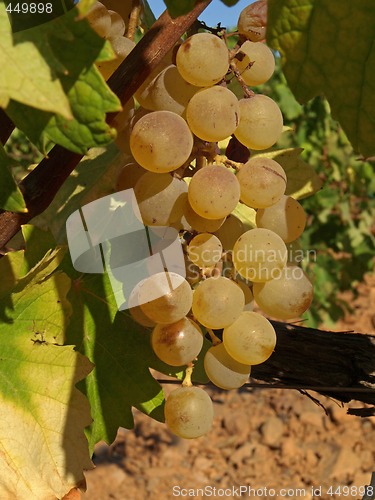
126;0;142;41
182;364;194;387
207;329;222;346
229;61;255;99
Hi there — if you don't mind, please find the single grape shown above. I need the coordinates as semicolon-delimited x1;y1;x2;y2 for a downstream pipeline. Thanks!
186;86;240;142
204;343;251;390
107;10;126;38
134;172;187;226
138;272;193;324
237;0;267;41
234;41;275;86
232;228;287;282
97;36;135;80
176;33;229;87
151;317;203;366
188;165;240;219
130;111;193;173
256;195;307;243
86;1;111;37
236;280;254;311
164;386;214;439
147;65;200;116
234;95;283;150
223;311;276;365
187;233;223;268
253;264;313;319
237;156;287;209
214;214;244;250
115;107;149;154
192;276;245;329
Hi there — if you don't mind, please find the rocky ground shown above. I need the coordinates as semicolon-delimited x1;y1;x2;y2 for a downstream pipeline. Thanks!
78;274;375;500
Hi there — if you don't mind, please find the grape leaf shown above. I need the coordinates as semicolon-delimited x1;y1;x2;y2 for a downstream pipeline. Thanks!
0;1;72;118
0;143;26;212
63;266;167;451
0;243;93;500
267;0;375;158
5;3;120;154
252;148;322;199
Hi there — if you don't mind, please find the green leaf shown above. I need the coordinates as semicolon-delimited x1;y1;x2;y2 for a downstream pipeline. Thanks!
0;245;93;499
0;2;72;118
0;143;27;212
5;5;120;154
163;0;196;18
63;266;167;451
252;148;322;199
267;0;375;158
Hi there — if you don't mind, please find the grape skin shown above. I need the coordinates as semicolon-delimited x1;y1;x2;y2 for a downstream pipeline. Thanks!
130;111;193;173
134;172;187;226
138;272;193;324
192;277;245;329
186;86;240;142
181;196;226;233
237;1;267;41
223;311;276;365
97;37;135;80
176;33;230;87
164;386;214;439
232;228;287;282
188;165;240;220
204;343;251;390
256;195;307;243
234;41;275;86
151;317;203;367
237;157;287;209
187;233;223;268
253;264;313;319
107;10;126;38
234;95;283;150
87;1;112;37
214;214;244;251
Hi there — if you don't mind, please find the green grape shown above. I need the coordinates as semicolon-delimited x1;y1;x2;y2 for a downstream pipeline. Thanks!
134;172;187;226
234;41;275;86
164;386;214;439
182;196;225;233
187;233;223;268
214;214;244;250
237;1;267;41
204;343;250;390
151;317;203;366
256;195;307;243
128;281;156;328
253;264;313;319
236;280;254;311
86;1;111;37
116;162;145;191
186;86;240;142
188;165;240;219
97;36;135;80
232;228;287;282
234;95;283;150
237;157;286;209
147;65;200;116
139;272;193;324
176;33;229;87
107;10;126;38
192;276;245;329
223;311;276;365
130;111;193;173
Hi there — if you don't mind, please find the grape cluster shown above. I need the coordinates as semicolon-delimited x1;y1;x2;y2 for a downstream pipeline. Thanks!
88;1;314;439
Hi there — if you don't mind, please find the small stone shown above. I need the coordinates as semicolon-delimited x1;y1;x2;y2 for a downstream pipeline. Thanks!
261;416;284;447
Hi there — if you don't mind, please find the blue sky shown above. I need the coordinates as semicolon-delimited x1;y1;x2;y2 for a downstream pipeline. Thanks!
148;0;255;28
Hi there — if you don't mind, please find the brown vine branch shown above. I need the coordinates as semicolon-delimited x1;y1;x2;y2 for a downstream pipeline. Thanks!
0;1;212;251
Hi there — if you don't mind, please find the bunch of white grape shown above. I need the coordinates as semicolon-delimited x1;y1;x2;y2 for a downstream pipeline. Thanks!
89;1;314;440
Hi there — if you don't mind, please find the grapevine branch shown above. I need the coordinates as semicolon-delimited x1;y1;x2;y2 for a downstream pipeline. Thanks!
0;0;213;250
